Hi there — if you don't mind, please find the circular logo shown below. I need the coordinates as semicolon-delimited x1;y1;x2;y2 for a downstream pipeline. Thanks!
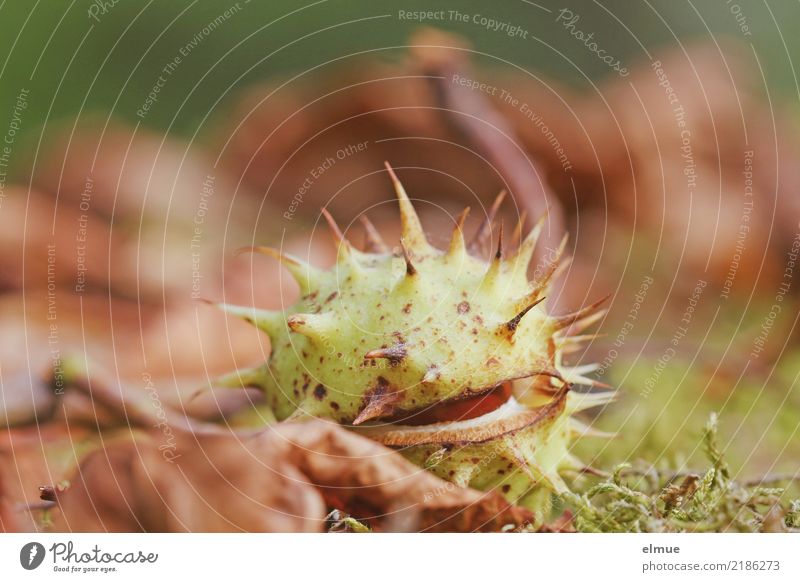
20;542;46;570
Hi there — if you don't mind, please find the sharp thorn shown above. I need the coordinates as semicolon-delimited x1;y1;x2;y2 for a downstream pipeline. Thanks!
448;207;470;256
213;366;265;390
560;333;606;345
494;222;504;260
235;243;303;262
352;377;403;425
558;333;606;354
364;342;408;366
400;239;417;276
551;255;573;282
456;207;470;229
384;160;402;187
234;245;319;293
503;296;547;336
564;309;608;336
588;378;614;390
235;245;299;263
532;235;568;290
321;207;347;245
287;314;309;332
515;282;547;314
287;313;332;339
563;375;600;388
359;215;389;253
510;210;528;247
210;301;283;335
468;189;506;252
322;207;365;267
385;161;430;252
510;211;548;273
566;390;617;413
553;295;611;331
481;223;505;285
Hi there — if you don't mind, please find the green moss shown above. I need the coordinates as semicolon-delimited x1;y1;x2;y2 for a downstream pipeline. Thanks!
563;414;800;532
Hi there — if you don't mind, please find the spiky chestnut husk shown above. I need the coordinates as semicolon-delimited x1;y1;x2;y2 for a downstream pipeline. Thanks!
215;163;612;516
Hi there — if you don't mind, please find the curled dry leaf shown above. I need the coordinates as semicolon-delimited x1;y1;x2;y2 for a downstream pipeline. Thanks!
45;420;532;532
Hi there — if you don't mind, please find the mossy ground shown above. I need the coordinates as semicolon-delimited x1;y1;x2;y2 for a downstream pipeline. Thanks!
563;413;799;532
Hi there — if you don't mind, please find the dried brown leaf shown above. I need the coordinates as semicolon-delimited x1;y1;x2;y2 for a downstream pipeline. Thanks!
46;421;531;532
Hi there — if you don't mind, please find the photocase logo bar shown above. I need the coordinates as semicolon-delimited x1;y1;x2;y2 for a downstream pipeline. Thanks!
15;541;159;573
19;542;46;570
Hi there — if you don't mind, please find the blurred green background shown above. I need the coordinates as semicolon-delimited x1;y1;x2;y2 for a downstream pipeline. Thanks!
1;0;798;149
